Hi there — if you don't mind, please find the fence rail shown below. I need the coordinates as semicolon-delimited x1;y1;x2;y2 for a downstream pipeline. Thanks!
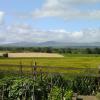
0;64;98;70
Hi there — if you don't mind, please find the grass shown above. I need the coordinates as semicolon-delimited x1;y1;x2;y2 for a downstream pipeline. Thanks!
0;54;100;74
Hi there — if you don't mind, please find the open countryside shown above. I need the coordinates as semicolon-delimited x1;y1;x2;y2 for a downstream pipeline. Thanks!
1;0;100;99
0;53;100;74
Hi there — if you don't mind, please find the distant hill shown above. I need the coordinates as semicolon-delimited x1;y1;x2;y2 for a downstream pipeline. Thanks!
0;41;66;47
1;41;100;48
0;42;38;47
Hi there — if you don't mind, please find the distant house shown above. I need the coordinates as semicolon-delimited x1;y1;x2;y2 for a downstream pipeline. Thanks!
0;53;8;57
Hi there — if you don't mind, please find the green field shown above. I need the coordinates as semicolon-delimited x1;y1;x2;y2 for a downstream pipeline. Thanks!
0;54;100;74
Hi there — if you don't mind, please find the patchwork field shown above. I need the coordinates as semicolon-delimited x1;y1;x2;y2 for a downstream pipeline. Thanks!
0;54;100;74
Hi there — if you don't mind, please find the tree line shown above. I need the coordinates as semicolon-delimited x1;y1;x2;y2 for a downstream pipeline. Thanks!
1;46;100;54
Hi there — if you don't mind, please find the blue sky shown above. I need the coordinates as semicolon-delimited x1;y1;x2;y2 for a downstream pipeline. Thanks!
0;0;100;44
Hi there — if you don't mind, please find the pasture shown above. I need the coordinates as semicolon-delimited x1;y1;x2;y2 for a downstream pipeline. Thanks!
0;54;100;74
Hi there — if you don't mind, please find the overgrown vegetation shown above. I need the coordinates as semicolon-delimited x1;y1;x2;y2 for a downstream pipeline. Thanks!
0;73;100;100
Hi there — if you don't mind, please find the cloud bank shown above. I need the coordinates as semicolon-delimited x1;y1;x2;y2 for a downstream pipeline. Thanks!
0;24;100;44
0;0;100;44
0;0;100;21
11;0;100;20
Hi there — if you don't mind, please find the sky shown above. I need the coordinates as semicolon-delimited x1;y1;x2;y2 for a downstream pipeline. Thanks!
0;0;100;44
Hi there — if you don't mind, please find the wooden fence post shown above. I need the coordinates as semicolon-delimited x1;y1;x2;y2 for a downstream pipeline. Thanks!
31;61;37;100
19;61;23;100
19;61;23;78
98;66;100;92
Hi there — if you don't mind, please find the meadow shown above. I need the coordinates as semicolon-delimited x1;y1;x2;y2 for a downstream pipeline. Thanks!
0;54;100;99
0;54;100;74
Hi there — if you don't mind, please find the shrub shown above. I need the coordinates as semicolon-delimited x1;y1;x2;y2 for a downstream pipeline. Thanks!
3;53;8;57
96;92;100;100
64;90;73;100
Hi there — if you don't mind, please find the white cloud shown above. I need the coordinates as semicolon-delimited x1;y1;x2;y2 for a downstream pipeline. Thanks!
10;0;100;21
60;0;100;4
71;31;83;38
0;11;4;24
31;0;100;20
0;1;100;44
0;23;100;44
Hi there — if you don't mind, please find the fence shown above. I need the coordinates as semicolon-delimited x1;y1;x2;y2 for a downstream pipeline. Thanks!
0;62;100;100
0;63;99;75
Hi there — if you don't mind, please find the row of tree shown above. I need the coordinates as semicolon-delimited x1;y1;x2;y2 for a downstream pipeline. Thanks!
1;46;100;54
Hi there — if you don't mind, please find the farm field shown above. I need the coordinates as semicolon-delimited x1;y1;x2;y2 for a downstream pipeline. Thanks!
0;54;100;74
8;52;64;58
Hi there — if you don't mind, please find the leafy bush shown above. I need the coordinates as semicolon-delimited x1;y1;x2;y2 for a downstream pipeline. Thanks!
0;74;100;100
64;90;73;100
96;92;100;100
48;86;62;100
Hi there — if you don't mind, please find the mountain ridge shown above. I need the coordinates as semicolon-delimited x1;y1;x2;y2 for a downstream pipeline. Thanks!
1;41;100;47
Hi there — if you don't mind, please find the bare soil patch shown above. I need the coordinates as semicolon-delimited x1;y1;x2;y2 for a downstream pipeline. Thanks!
8;52;64;58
